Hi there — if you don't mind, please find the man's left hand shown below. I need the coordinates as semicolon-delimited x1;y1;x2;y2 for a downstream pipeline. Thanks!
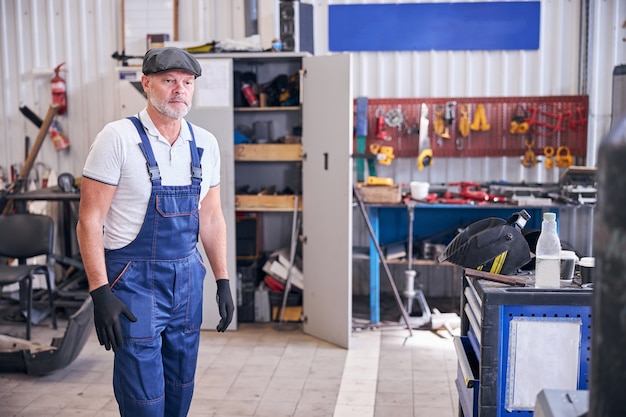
215;279;234;332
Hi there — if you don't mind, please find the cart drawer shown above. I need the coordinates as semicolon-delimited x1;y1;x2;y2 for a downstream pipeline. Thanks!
454;336;480;417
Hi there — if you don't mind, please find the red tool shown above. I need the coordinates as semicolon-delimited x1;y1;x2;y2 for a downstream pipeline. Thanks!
451;182;508;203
438;192;474;204
568;105;587;131
525;105;569;137
375;107;389;141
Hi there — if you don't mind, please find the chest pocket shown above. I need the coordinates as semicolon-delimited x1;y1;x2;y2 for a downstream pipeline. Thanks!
156;193;199;217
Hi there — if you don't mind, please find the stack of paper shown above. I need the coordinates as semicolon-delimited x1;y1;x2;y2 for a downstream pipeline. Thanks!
262;248;304;290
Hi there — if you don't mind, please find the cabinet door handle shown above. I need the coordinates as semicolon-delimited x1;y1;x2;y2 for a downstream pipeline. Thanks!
299;68;305;105
324;152;328;170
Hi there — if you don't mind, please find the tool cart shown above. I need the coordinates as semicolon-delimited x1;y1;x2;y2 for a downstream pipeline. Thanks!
454;273;592;417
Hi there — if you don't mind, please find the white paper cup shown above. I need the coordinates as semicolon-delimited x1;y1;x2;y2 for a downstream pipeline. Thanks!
560;250;578;281
410;181;429;200
579;257;595;284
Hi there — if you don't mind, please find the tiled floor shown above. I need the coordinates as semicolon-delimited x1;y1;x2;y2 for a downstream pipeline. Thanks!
0;313;459;417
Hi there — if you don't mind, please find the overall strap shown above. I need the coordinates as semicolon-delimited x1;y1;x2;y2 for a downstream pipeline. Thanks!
186;121;203;186
127;116;162;185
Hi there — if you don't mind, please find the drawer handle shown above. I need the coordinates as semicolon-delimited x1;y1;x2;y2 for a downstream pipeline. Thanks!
453;336;476;388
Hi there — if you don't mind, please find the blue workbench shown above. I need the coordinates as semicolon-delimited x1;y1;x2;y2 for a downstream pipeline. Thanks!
365;203;551;324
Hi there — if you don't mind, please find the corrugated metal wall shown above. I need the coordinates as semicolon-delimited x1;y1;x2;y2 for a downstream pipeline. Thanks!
0;0;245;186
0;0;622;187
0;0;120;185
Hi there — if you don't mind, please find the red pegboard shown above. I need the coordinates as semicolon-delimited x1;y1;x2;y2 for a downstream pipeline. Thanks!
355;96;588;159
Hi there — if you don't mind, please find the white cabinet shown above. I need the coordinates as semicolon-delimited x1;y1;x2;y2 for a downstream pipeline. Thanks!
188;53;353;348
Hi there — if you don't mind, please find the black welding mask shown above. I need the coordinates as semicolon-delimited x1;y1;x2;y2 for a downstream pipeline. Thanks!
438;210;532;275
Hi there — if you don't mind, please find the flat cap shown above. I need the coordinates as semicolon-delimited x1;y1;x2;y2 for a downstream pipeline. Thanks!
142;47;202;78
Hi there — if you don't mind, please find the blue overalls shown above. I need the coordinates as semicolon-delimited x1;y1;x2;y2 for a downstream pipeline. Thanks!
104;116;206;417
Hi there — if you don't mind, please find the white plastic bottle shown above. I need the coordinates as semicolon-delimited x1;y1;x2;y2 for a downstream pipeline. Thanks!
534;212;561;288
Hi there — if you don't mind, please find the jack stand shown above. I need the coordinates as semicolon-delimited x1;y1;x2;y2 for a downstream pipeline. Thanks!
402;269;432;329
401;200;432;329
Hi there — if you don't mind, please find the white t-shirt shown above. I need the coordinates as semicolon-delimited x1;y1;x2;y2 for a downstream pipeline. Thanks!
82;108;221;249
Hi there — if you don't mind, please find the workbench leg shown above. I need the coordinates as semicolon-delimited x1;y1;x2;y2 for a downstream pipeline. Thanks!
369;207;380;324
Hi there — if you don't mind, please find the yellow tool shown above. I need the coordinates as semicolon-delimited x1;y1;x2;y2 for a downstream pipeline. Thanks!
434;105;450;139
510;120;530;134
417;103;433;170
366;176;394;186
369;143;395;165
555;146;574;167
417;148;433;171
544;146;555;169
458;104;470;138
470;104;491;131
185;43;216;53
521;136;537;168
509;105;529;134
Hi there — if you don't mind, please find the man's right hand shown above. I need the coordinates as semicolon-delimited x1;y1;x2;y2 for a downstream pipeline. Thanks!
89;284;137;351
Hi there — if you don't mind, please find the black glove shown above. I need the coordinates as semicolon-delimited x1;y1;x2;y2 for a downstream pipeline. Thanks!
90;284;137;351
215;279;234;332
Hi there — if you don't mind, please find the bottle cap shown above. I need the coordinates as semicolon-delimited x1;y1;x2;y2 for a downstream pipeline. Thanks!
543;212;556;221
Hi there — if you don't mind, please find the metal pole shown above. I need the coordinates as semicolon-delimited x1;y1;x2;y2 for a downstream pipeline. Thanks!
354;185;413;337
278;195;300;325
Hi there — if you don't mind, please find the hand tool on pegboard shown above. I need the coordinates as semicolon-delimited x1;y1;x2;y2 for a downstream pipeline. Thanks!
568;105;587;131
417;103;433;170
384;106;406;148
509;105;530;134
1;104;59;214
384;106;405;130
374;107;390;141
521;135;538;168
433;105;448;145
444;101;458;149
544;146;555;169
457;104;470;150
470;103;491;131
369;143;395;165
555;146;574;167
444;101;456;129
354;97;376;182
526;104;568;137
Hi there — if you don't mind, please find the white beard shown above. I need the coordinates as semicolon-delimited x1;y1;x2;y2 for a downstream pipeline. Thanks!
150;96;191;119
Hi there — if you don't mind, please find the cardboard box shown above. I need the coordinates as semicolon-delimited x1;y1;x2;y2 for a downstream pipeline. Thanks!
355;183;401;204
272;306;303;322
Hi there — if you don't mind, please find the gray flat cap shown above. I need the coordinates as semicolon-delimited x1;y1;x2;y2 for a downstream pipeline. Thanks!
142;47;202;78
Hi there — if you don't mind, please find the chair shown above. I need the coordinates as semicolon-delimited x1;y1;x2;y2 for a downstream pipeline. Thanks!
0;213;58;340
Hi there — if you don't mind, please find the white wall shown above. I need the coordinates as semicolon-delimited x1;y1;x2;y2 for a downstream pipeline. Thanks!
0;0;623;187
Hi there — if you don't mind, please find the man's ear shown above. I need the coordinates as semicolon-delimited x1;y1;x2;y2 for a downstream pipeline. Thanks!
141;74;150;93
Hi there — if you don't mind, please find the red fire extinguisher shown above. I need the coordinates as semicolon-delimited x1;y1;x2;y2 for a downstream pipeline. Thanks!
51;63;67;115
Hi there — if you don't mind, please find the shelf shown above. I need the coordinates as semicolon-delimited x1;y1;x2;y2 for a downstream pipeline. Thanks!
235;194;303;212
352;255;458;266
235;144;302;161
234;106;300;112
